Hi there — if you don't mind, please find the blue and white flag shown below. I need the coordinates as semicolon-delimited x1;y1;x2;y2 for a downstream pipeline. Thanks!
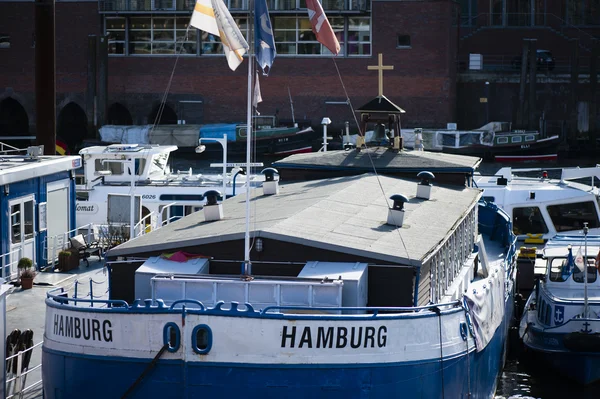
254;0;276;75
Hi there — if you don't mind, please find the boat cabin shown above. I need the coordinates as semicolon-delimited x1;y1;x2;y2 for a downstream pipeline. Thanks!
475;166;600;240
0;147;79;276
105;174;494;309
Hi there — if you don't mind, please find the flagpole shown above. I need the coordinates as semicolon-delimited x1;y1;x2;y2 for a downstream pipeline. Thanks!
584;222;589;319
243;0;254;276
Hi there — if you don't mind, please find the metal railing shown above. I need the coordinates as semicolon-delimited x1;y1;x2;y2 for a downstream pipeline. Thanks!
457;54;593;74
5;341;43;399
0;248;23;281
42;223;94;268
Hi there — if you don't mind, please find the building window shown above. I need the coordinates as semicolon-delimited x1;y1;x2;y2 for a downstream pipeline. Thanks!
105;15;370;57
459;0;478;26
0;34;9;49
396;34;411;48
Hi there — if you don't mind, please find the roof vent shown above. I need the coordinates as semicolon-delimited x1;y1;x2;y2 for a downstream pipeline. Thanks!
387;194;408;227
261;167;279;195
203;190;223;221
416;171;435;200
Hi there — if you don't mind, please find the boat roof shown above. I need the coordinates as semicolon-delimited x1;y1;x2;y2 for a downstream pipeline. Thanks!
273;147;481;172
79;144;178;156
0;154;81;185
107;174;482;266
544;235;600;258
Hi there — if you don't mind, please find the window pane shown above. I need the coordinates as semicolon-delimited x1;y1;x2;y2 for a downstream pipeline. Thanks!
24;200;34;240
154;30;175;41
512;206;548;235
154;42;176;54
11;204;21;244
130;17;152;30
153;18;175;30
130;31;151;42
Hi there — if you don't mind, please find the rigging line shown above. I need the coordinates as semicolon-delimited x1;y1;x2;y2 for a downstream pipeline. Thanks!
150;30;189;133
331;56;413;266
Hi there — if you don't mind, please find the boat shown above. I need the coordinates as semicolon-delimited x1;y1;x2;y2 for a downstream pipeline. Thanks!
75;143;263;240
519;231;600;384
400;122;560;162
97;115;317;158
473;166;600;241
43;172;517;398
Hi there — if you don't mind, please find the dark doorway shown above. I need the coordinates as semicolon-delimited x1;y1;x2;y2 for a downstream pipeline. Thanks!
0;98;30;148
107;103;133;125
148;103;177;125
57;102;88;151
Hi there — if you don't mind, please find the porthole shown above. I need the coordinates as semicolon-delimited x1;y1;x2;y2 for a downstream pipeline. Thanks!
192;324;212;354
163;322;180;353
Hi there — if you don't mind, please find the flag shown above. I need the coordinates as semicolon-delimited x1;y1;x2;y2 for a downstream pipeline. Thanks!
253;72;263;109
575;246;585;272
254;0;276;75
561;246;576;280
305;0;340;55
190;0;249;71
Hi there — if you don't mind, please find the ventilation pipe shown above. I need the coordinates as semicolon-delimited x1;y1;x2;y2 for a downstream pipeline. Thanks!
203;190;223;221
387;194;408;227
261;167;279;195
416;171;435;200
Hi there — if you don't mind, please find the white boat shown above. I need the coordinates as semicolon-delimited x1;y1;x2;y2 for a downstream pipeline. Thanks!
519;231;600;384
474;166;600;241
75;143;263;240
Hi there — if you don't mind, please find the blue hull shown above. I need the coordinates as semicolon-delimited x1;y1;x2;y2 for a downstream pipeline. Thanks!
524;329;600;385
43;294;513;399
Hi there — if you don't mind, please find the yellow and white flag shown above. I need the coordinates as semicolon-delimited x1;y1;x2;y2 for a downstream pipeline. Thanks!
190;0;249;71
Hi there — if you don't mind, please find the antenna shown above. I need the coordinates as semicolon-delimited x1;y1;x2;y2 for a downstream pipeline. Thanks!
584;222;589;319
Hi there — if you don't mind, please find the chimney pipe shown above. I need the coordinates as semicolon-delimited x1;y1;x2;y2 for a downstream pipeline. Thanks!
416;171;435;200
387;194;408;227
261;167;279;195
203;190;223;221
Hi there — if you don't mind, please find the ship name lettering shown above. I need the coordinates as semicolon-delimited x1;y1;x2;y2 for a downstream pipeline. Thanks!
54;314;113;342
281;326;387;349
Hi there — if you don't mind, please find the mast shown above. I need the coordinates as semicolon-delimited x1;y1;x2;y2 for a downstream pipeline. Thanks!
243;1;254;276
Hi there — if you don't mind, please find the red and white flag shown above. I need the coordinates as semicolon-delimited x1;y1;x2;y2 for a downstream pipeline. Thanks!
305;0;340;55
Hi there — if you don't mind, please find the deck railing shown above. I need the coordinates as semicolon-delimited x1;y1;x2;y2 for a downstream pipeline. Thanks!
5;341;43;399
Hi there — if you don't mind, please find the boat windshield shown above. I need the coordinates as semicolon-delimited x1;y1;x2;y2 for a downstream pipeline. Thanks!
150;153;169;175
512;206;548;236
549;257;598;283
547;201;600;232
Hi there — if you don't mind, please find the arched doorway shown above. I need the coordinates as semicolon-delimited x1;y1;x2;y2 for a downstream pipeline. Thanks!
0;98;30;148
148;103;177;125
57;102;88;151
107;103;133;125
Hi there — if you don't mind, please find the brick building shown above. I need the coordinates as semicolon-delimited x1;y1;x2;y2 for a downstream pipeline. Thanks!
0;0;598;150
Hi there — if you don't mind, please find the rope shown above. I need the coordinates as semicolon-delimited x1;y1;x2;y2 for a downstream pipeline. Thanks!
331;56;413;267
121;344;169;399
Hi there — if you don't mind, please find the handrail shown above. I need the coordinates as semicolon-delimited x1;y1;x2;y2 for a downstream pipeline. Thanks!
0;248;23;281
261;301;462;315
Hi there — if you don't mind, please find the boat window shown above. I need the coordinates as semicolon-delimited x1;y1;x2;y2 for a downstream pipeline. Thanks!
512;206;548;235
525;135;535;141
163;322;180;353
159;194;206;201
95;159;123;175
539;298;546;322
547;201;600;232
482;196;495;203
497;137;509;144
511;136;522;143
134;159;146;175
544;303;551;325
150;153;169;175
192;325;212;354
549;258;571;282
537;298;544;320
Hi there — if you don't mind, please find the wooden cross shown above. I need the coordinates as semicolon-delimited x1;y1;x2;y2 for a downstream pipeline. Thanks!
367;53;394;97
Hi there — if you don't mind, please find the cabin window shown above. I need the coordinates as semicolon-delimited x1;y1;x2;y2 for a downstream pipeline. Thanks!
482;196;495;203
572;258;598;284
547;201;600;232
163;322;181;352
10;204;21;244
512;206;548;235
549;258;571;282
150;153;169;175
192;325;212;354
525;135;535;141
95;159;124;175
511;136;522;143
538;298;545;321
545;303;552;325
23;200;34;240
134;159;146;175
497;137;509;144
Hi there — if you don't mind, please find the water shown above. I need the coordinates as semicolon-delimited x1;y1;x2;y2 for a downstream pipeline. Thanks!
172;151;600;398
